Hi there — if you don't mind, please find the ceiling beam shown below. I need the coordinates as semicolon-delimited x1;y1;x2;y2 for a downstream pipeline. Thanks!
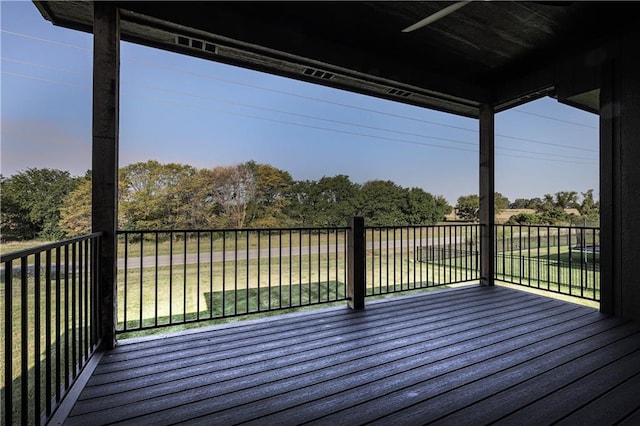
34;1;491;117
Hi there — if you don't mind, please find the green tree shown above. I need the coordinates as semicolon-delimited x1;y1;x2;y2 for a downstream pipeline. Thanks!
510;197;542;209
527;197;543;209
505;213;540;225
554;191;579;209
287;179;320;226
218;164;255;228
536;193;567;224
316;175;361;226
578;189;599;222
1;168;79;240
172;168;217;229
403;188;451;224
494;192;510;214
246;161;294;227
0;189;33;241
59;174;92;236
455;192;508;222
359;180;406;225
434;195;453;221
287;175;360;226
174;164;267;229
510;198;529;209
119;160;197;230
455;194;479;222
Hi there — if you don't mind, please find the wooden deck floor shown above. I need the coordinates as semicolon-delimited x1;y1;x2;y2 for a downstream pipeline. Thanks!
64;285;640;425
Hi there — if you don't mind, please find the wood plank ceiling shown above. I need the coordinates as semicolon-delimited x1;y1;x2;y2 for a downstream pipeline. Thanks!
35;1;638;116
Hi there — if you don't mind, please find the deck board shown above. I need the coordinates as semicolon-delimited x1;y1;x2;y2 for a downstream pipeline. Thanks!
555;372;640;425
493;349;640;425
64;285;640;425
237;308;602;426
305;314;628;426
618;407;640;426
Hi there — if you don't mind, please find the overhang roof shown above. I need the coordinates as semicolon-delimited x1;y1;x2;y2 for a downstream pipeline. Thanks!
34;1;638;118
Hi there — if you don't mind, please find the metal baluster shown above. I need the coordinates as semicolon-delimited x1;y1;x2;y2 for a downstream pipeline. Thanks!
45;250;52;417
155;232;159;326
34;252;42;423
21;256;29;425
209;231;214;319
4;259;13;426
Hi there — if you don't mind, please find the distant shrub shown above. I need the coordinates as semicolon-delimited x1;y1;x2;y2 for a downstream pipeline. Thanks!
505;212;541;225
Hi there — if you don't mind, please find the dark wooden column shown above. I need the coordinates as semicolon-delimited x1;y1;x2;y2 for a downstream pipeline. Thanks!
92;2;120;349
479;104;495;286
347;217;365;309
599;32;640;320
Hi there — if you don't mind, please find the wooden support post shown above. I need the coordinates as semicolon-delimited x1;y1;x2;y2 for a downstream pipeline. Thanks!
599;32;640;320
347;217;365;309
600;56;618;317
479;103;495;286
92;2;120;349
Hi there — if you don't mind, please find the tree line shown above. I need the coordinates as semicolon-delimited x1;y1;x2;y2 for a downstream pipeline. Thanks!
453;190;600;225
1;160;452;241
505;190;599;225
1;161;601;242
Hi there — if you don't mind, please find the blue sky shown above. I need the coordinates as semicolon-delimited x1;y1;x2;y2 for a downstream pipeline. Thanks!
1;1;599;205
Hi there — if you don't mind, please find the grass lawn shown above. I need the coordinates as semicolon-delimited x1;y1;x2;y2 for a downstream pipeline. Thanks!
117;230;345;258
116;248;480;333
116;251;348;331
495;246;600;300
115;225;479;259
1;240;56;255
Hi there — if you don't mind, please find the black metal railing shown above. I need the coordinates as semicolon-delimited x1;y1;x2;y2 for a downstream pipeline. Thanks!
365;224;480;296
116;228;349;333
495;224;600;300
0;222;604;425
1;233;103;426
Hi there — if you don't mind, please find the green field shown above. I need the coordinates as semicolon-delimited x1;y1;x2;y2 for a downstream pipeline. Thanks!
115;225;478;259
115;247;479;332
116;249;347;330
495;246;600;300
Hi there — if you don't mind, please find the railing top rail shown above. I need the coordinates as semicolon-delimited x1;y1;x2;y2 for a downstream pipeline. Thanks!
117;227;350;234
495;224;600;231
0;232;103;263
365;223;480;230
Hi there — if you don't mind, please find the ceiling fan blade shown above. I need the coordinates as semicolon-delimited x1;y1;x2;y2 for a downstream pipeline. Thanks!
402;1;473;33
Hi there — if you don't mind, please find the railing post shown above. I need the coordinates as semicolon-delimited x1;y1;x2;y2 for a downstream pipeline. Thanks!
479;103;495;286
347;217;365;309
